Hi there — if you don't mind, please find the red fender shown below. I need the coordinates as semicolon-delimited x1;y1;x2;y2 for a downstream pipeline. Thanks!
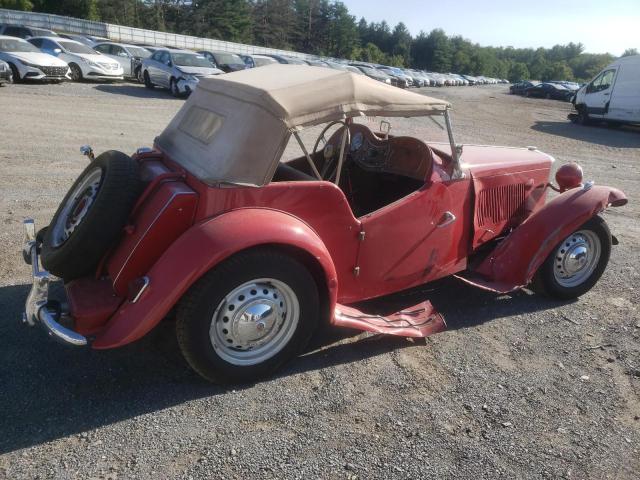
468;185;627;292
92;208;338;349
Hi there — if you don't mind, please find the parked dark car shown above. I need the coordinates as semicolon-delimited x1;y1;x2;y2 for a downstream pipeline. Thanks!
264;54;307;65
349;63;393;86
0;58;12;85
197;50;247;72
524;82;574;101
0;24;58;39
510;80;539;95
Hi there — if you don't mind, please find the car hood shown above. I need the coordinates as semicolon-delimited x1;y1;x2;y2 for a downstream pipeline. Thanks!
5;52;68;67
176;66;223;75
430;143;554;178
72;53;119;65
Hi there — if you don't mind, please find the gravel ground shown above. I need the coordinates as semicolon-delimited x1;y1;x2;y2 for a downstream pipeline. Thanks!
0;81;638;480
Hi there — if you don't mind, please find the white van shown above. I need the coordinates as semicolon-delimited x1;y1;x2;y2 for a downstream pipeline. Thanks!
570;55;640;126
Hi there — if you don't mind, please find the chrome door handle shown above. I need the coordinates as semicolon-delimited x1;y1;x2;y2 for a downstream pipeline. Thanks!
437;211;456;228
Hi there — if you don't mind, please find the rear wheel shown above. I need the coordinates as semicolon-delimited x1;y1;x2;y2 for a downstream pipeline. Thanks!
533;216;611;300
176;248;319;383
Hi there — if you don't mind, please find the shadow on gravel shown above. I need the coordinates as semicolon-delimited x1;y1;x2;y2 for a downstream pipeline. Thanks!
0;277;568;453
531;121;640;148
94;83;181;100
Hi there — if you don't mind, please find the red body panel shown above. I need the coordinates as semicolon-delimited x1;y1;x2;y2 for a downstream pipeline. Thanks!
469;185;627;292
356;179;472;300
77;140;627;348
107;180;198;296
92;208;338;349
66;278;123;335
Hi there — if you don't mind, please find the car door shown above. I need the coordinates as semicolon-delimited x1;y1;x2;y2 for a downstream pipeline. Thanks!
584;69;618;118
155;51;172;87
110;45;131;75
147;50;164;84
355;173;471;300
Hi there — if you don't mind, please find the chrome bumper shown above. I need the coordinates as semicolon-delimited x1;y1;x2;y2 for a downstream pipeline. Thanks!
22;219;88;346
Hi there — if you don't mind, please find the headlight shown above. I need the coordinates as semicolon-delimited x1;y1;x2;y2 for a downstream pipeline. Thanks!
385;78;391;84
80;57;99;68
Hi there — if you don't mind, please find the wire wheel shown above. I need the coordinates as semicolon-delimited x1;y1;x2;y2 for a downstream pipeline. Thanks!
552;230;601;288
209;278;300;366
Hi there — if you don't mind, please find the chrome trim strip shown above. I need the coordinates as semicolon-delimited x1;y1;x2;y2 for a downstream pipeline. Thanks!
131;276;150;303
113;191;197;286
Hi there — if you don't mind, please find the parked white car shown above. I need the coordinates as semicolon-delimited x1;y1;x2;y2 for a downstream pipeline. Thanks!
28;36;123;81
0;35;69;82
93;42;152;81
571;55;640;126
141;48;223;97
57;33;109;47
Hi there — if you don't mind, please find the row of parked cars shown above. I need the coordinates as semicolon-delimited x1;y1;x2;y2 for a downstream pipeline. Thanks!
509;80;581;101
0;22;509;95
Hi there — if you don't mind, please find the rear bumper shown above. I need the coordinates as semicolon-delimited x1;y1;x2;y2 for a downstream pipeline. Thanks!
22;219;88;347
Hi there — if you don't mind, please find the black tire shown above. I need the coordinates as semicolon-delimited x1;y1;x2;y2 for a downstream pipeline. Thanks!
169;77;180;97
533;216;611;300
69;63;83;81
577;106;591;126
176;248;320;383
143;70;154;89
545;93;551;99
8;63;20;83
41;151;141;281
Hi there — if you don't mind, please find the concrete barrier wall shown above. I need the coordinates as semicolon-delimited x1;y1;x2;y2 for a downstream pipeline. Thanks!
0;8;309;58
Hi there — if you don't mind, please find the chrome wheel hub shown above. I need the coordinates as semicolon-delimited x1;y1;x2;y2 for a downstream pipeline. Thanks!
209;278;299;366
51;167;102;247
553;230;601;288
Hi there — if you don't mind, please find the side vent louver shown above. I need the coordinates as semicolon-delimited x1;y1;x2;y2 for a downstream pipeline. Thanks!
477;183;527;226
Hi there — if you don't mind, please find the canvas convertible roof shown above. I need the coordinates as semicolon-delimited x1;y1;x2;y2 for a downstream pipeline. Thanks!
156;65;451;186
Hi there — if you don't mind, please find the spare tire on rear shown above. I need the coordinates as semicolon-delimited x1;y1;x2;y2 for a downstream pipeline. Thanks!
42;150;142;281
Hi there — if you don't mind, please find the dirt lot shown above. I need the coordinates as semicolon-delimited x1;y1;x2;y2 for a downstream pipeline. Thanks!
0;81;638;480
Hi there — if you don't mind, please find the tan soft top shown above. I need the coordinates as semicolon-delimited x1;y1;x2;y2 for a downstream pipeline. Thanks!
196;64;450;128
157;65;450;186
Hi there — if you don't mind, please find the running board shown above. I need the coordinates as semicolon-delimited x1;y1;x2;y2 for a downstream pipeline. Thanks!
333;301;446;338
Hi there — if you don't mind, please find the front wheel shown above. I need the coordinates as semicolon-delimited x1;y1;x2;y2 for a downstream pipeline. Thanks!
8;63;20;83
69;63;83;81
176;248;320;383
169;77;180;97
143;70;154;89
533;216;611;300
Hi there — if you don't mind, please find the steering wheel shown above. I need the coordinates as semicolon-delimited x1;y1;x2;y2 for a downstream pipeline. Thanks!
312;121;351;183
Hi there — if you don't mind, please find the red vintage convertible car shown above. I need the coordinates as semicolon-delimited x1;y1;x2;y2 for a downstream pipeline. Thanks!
22;65;627;382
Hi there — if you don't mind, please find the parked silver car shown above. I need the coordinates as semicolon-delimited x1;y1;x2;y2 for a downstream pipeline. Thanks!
141;48;223;96
93;42;152;81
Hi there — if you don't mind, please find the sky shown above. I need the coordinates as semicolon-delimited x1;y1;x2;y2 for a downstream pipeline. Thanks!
342;0;639;56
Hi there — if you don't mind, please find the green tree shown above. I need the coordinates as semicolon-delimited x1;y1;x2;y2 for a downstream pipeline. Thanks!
509;62;530;82
191;0;252;43
390;22;411;65
0;0;33;10
621;48;638;57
